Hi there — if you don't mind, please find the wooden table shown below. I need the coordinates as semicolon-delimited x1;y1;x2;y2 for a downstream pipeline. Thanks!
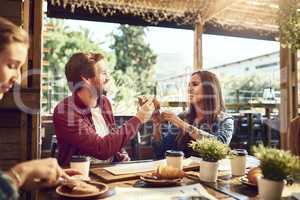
38;162;299;200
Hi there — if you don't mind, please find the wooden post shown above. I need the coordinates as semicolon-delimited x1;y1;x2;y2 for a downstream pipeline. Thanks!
31;0;43;159
280;46;298;150
194;21;203;70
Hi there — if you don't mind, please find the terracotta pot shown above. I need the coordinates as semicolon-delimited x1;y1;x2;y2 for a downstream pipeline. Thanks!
199;160;219;182
257;177;284;200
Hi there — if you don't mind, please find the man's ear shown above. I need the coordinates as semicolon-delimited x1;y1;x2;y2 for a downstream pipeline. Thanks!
80;75;91;85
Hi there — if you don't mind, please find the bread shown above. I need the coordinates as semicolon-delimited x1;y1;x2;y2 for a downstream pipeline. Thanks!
247;167;262;185
155;165;185;179
64;180;99;195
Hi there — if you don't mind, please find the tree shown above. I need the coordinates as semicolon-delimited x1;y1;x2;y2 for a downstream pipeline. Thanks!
109;25;157;114
43;19;112;113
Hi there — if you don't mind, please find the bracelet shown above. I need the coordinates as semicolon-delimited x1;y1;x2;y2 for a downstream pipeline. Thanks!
10;169;22;187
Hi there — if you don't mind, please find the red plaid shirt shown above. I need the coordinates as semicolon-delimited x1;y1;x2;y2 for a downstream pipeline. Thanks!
53;93;141;166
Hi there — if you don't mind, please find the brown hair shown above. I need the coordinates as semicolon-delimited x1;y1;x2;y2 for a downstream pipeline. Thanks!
0;17;29;52
65;52;104;92
188;70;225;124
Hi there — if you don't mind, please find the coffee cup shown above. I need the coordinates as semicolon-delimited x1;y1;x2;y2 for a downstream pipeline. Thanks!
165;150;184;170
70;156;90;178
230;149;247;176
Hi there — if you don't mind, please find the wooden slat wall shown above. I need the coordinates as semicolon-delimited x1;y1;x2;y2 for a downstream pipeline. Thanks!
0;0;22;25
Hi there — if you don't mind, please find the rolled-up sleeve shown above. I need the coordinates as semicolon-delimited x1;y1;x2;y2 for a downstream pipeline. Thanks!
215;117;234;144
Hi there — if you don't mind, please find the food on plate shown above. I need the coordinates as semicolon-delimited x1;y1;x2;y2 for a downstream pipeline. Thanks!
247;167;262;185
155;164;185;179
64;179;99;195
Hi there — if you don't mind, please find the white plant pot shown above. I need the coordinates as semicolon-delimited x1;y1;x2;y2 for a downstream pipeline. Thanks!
199;160;219;182
257;177;284;200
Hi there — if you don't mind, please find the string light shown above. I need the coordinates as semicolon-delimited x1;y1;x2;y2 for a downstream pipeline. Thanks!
50;0;279;36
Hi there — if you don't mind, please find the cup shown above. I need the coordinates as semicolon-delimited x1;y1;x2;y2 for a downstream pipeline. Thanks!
70;156;90;178
230;149;247;176
165;150;184;170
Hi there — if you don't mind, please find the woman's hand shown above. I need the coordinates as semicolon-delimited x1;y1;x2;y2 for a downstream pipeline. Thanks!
161;111;184;129
115;151;131;162
151;98;161;127
7;158;64;191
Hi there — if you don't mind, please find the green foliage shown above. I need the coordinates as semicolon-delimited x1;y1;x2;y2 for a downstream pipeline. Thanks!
278;0;300;52
43;19;112;113
253;145;300;182
189;138;230;162
109;25;157;113
43;20;157;115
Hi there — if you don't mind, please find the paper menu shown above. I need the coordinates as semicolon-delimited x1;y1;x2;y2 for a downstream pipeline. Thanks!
103;160;166;175
104;183;217;200
103;157;202;175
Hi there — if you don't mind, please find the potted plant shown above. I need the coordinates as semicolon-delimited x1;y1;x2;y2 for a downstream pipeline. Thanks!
190;138;230;182
253;145;300;200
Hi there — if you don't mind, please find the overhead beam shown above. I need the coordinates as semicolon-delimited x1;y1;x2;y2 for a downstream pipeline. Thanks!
194;22;203;70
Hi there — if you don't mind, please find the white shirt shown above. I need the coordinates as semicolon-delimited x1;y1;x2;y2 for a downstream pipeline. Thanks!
90;106;109;136
90;106;112;163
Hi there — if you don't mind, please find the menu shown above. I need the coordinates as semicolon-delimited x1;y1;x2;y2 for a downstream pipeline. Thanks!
104;183;217;200
103;157;202;175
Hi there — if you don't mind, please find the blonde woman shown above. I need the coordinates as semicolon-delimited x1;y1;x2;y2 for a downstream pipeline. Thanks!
0;17;80;200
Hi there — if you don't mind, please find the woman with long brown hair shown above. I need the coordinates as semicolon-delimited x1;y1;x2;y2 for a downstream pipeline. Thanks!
152;70;233;158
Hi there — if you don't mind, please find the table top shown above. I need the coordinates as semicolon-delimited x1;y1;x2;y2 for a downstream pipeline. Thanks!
38;160;299;200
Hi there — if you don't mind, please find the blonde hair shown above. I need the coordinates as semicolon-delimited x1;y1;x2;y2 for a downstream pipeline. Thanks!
0;17;29;52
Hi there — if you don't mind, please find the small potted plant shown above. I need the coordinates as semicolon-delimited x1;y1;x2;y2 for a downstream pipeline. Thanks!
253;145;300;200
190;138;230;182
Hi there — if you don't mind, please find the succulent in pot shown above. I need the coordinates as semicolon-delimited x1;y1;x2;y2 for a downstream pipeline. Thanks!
253;145;300;200
190;138;230;182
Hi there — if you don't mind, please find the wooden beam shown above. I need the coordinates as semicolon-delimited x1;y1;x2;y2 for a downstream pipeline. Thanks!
22;0;30;88
280;47;298;150
31;0;43;160
194;22;203;70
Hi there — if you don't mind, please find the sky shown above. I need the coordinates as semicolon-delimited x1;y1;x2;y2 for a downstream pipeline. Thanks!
62;19;280;68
